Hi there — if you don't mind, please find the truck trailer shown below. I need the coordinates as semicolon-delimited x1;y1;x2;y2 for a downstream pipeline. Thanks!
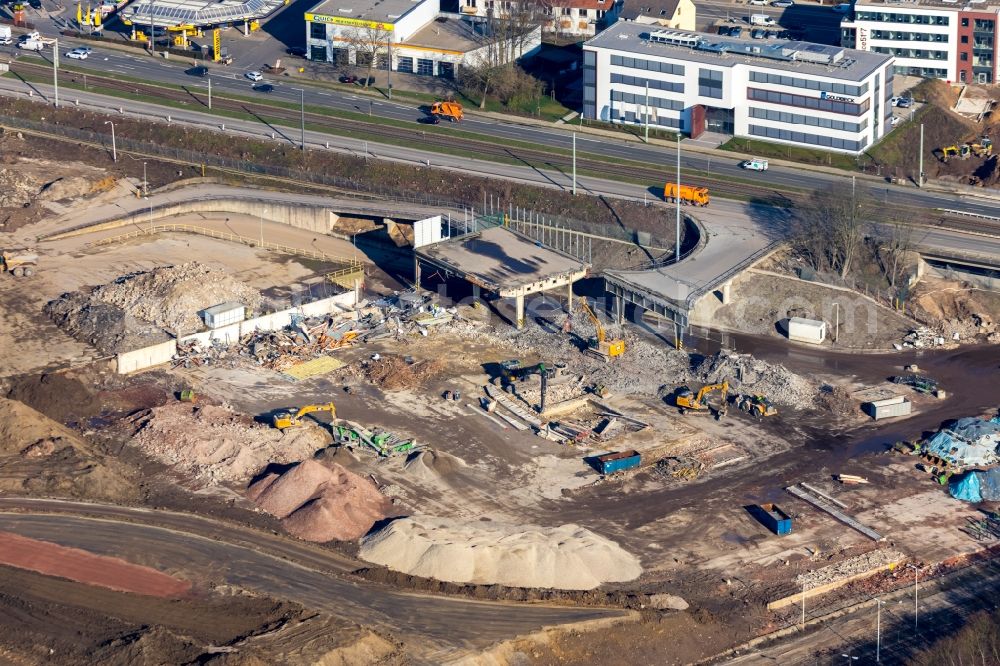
664;182;710;206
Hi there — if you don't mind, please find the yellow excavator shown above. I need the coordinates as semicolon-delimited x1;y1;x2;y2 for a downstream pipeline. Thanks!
675;381;729;418
971;136;993;158
579;301;625;362
272;402;336;430
735;393;778;418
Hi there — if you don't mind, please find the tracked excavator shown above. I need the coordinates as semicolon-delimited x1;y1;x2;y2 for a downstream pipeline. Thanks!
578;301;625;362
272;402;337;430
675;381;729;419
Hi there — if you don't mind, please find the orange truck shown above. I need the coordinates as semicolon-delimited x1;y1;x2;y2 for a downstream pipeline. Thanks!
663;183;710;207
431;101;463;122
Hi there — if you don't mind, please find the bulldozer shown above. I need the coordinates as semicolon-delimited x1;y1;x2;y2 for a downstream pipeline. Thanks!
430;101;463;122
675;381;729;418
272;402;336;430
735;393;777;418
0;249;37;277
578;301;625;362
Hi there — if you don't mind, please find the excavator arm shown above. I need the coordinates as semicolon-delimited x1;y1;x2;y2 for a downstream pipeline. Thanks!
579;301;605;343
273;402;336;429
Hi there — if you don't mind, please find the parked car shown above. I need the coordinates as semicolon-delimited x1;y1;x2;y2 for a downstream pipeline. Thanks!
718;25;730;35
729;26;743;37
832;2;852;13
772;0;794;6
776;29;792;38
339;74;358;84
741;158;769;171
245;70;263;82
751;28;767;39
891;116;902;126
253;83;274;93
748;0;768;5
896;97;912;108
65;46;92;60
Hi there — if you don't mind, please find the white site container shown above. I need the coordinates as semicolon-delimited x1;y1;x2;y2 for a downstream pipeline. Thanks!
787;317;827;344
864;395;912;421
202;302;246;329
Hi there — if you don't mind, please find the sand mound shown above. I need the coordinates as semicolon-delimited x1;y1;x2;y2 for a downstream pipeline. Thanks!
359;516;642;590
247;460;389;542
122;402;331;484
402;449;465;481
360;354;444;391
0;398;136;500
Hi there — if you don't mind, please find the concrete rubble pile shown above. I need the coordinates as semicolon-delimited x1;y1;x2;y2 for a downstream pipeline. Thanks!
897;326;947;350
359;515;643;590
796;548;905;588
693;350;817;407
121;402;331;484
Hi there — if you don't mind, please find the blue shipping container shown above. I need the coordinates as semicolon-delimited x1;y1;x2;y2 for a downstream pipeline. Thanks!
596;450;641;474
753;503;793;535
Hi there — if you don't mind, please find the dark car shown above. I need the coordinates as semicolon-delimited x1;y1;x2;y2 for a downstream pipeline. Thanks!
717;25;730;35
751;28;766;39
287;46;307;57
339;74;358;84
418;115;441;125
253;83;274;93
776;29;792;38
729;26;743;38
186;65;209;77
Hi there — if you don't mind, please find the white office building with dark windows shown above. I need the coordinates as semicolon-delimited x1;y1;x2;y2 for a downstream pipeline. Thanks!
583;22;896;154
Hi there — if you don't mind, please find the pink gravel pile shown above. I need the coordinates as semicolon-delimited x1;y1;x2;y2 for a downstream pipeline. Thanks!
247;459;390;542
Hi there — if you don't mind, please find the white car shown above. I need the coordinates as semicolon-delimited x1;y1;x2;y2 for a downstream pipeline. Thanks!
748;0;769;5
741;158;769;171
245;71;263;82
832;3;852;13
66;47;92;59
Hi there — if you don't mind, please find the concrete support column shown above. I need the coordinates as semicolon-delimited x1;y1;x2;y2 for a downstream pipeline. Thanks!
614;295;623;325
720;280;732;305
566;282;573;312
674;322;684;350
515;294;525;329
413;256;421;286
472;284;481;304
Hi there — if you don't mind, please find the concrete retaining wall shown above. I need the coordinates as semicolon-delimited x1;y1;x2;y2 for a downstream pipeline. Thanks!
116;291;359;374
116;340;177;374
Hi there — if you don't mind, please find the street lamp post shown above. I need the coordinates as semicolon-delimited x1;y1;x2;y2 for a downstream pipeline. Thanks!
142;161;147;196
104;120;116;163
299;88;305;150
259;208;266;246
53;38;59;108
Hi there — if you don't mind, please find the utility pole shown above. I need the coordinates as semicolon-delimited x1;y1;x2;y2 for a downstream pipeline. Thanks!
644;81;650;143
572;132;577;195
386;37;392;100
149;3;155;55
208;77;211;110
53;38;58;108
300;88;305;150
142;161;147;195
675;131;681;263
918;123;925;187
104;120;116;163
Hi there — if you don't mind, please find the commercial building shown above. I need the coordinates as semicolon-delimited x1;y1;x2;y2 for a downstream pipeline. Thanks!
121;0;284;30
457;0;620;37
842;0;1000;83
583;23;895;154
619;0;696;32
305;0;539;77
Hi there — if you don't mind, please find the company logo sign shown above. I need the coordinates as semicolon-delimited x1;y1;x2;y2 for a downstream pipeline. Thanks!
821;91;856;103
858;26;868;50
305;13;395;31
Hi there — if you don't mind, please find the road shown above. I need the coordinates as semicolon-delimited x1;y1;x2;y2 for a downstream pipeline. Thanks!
9;35;1000;223
0;498;624;663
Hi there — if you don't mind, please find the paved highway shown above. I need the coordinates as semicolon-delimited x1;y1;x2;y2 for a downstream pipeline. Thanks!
9;37;1000;222
0;499;624;663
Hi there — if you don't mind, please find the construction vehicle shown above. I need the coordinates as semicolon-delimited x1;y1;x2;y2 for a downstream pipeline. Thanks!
735;393;777;418
579;301;625;362
272;402;336;429
0;249;37;277
971;137;993;157
675;381;729;418
939;145;960;162
430;101;463;122
179;389;196;402
501;361;553;413
664;182;710;206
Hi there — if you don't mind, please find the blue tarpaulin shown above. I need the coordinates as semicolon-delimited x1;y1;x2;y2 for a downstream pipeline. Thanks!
950;468;1000;503
924;417;1000;468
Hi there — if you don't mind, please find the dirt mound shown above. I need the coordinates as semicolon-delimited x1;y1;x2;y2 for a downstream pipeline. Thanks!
4;371;104;424
0;166;39;207
911;279;999;341
45;292;171;356
359;516;643;590
247;459;389;542
360;354;444;391
93;262;262;335
912;78;962;109
692;350;817;407
0;397;136;500
402;449;465;481
122;402;331;484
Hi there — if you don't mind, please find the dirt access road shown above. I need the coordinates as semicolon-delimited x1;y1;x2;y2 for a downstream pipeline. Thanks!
0;498;624;663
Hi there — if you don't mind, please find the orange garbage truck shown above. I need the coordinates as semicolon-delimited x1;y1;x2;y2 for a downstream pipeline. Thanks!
431;101;463;122
664;183;710;207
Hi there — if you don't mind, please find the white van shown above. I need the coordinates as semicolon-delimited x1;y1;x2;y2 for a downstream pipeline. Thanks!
750;14;776;25
741;158;769;171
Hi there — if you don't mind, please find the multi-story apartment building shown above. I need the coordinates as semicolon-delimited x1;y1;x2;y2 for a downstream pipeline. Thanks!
843;0;1000;83
458;0;622;37
583;22;895;154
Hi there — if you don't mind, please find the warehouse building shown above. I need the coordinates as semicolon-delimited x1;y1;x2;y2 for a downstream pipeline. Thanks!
305;0;540;78
583;23;895;154
842;0;1000;83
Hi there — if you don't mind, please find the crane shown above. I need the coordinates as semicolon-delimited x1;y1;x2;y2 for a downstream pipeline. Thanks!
675;381;729;418
272;402;337;430
578;301;625;362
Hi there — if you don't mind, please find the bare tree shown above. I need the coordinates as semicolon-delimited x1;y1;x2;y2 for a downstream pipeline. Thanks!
875;218;914;290
793;180;875;279
460;3;541;108
344;24;391;88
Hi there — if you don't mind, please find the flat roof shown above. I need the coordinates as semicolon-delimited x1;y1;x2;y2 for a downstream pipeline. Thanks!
415;226;589;295
855;0;1000;10
122;0;284;27
404;16;481;51
306;0;427;25
586;22;892;81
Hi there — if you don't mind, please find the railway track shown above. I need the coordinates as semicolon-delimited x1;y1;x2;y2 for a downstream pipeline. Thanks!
10;61;1000;238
